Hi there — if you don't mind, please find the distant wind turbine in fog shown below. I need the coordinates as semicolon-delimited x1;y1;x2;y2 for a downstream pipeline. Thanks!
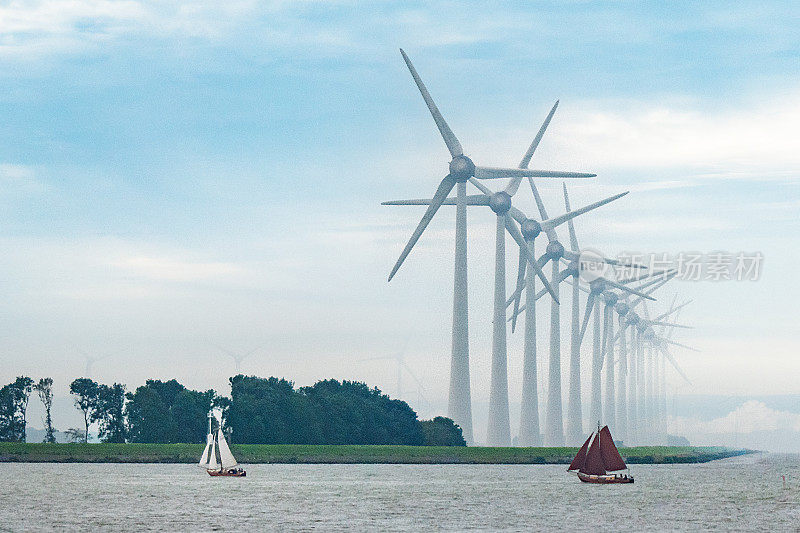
76;348;116;378
359;346;432;413
386;49;595;444
213;344;263;374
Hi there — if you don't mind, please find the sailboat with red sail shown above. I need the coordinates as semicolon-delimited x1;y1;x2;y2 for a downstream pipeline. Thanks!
568;425;634;484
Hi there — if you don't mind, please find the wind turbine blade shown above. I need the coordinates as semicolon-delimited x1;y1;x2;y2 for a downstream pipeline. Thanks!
667;307;685;341
382;195;489;206
562;182;579;251
654;299;693;322
506;101;560;196
662;338;700;352
658;345;692;384
520;100;558;169
542;191;628;230
618;270;669;284
510;247;527;333
627;272;677;308
468;177;492;196
650;320;693;329
578;293;596;343
603;278;656;300
399;49;462;158
528;178;549;220
211;343;238;358
475;167;596;179
388;175;456;281
506;206;528;226
604;257;649;269
505;219;559;304
507;307;523;322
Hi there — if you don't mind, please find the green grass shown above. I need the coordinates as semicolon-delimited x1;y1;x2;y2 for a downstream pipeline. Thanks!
0;443;753;464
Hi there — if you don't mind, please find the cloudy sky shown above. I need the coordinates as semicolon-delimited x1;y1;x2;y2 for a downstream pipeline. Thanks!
2;1;799;447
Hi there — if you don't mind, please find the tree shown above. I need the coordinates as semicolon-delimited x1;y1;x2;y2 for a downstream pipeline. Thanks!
227;376;424;445
95;383;126;443
64;428;85;443
125;379;215;443
0;377;34;442
34;378;56;443
70;378;99;443
419;416;466;446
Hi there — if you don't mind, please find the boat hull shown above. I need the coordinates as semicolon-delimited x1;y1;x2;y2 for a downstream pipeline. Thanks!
577;472;633;484
207;469;246;477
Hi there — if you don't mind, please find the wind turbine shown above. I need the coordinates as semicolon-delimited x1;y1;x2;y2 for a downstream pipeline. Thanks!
387;50;595;443
558;183;655;444
76;348;116;378
504;187;649;445
576;269;674;433
213;344;263;374
661;305;688;443
500;178;633;446
385;181;625;444
632;306;695;443
608;277;686;441
360;346;432;411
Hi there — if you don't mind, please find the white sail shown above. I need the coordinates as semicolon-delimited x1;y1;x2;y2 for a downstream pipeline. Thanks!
198;432;221;469
216;429;238;469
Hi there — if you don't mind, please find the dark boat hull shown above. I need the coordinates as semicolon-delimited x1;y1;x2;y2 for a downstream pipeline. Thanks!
208;469;246;477
577;472;633;484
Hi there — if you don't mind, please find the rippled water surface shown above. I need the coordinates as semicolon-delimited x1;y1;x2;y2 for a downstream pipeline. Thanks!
0;453;797;531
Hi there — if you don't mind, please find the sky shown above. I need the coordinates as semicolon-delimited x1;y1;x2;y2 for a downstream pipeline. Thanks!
2;1;800;448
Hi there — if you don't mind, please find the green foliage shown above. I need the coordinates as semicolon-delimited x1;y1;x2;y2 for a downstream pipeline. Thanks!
227;376;423;445
419;416;466;446
96;383;126;443
0;377;34;442
70;378;99;443
125;380;215;444
34;378;56;443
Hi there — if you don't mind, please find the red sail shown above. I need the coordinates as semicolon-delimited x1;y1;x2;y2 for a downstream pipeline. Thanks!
579;433;606;476
568;434;592;471
598;426;628;472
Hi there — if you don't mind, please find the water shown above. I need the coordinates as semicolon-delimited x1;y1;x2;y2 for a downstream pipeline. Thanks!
0;453;797;531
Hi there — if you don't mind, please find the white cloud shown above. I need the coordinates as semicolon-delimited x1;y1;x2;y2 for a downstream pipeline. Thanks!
671;400;800;435
552;96;800;175
0;163;45;194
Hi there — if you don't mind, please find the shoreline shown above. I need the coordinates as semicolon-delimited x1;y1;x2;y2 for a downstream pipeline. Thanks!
0;443;754;464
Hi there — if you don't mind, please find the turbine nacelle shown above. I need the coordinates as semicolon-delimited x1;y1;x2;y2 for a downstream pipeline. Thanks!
588;278;606;294
489;191;512;214
627;313;640;325
449;155;476;182
546;241;565;260
603;292;618;306
615;302;630;316
563;260;580;278
520;219;542;240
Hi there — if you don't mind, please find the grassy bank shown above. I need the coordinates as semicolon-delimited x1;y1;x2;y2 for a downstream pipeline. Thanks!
0;443;753;464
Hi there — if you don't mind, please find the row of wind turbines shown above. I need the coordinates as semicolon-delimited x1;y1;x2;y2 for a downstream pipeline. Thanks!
384;50;696;447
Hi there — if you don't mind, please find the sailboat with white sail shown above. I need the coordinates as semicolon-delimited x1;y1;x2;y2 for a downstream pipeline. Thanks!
198;413;246;477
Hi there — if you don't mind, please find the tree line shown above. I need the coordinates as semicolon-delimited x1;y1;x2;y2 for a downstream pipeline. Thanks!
0;375;465;446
